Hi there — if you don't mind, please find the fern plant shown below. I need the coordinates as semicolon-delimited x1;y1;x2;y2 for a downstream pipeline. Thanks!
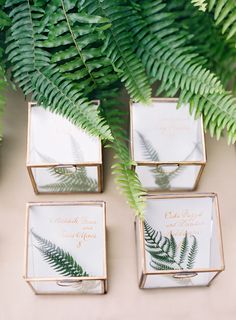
31;229;88;277
144;221;198;270
1;0;236;217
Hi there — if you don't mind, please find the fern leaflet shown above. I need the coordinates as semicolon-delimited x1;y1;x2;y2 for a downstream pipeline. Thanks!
31;229;88;277
144;221;198;271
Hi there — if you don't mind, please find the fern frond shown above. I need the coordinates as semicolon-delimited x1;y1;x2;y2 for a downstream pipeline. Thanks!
5;0;112;141
31;229;88;277
169;233;177;259
179;90;236;144
208;0;236;40
191;0;207;11
144;221;181;270
187;235;198;269
129;0;224;97
37;0;118;94
166;2;236;92
43;166;98;192
79;0;152;103
100;93;146;218
179;232;189;265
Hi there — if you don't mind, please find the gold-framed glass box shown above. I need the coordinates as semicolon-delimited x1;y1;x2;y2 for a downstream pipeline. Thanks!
27;102;103;194
135;193;224;289
24;201;107;295
130;98;206;191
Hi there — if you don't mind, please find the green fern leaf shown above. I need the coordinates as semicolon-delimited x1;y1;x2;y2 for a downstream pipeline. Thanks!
187;235;198;269
208;0;236;40
144;220;181;270
79;0;152;103
179;232;189;266
129;0;224;97
5;0;113;141
37;0;118;94
31;229;88;277
169;233;177;259
100;93;146;218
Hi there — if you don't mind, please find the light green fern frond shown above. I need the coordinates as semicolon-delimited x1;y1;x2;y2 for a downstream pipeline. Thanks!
31;229;88;277
144;221;198;270
100;93;147;218
5;0;112;141
191;0;207;11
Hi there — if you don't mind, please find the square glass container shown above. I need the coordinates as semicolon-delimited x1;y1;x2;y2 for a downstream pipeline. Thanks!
130;98;206;191
135;193;224;289
24;201;107;294
27;102;103;194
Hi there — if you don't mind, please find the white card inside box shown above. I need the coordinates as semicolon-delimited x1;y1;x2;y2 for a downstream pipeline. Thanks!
25;202;107;294
136;194;224;289
28;105;101;164
130;99;206;191
27;103;103;193
131;100;204;162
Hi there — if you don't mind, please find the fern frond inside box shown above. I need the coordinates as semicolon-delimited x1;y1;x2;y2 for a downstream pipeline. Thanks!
24;201;107;295
135;193;224;289
27;102;103;194
130;98;206;191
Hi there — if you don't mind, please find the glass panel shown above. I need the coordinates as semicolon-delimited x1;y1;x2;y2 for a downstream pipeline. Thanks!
29;105;101;164
138;195;223;288
27;203;106;294
30;280;105;294
136;164;201;190
31;166;98;193
131;100;204;163
144;272;218;288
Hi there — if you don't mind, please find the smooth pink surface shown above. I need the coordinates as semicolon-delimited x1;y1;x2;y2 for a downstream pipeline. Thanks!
0;88;235;319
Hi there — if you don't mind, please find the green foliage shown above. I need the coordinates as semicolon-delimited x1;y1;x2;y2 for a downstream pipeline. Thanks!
208;0;236;40
100;93;146;218
5;0;112;141
79;0;152;103
166;1;236;92
37;0;118;95
144;220;198;270
2;0;236;216
31;229;88;277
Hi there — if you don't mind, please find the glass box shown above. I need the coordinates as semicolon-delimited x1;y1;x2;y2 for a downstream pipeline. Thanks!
130;98;206;191
27;102;103;194
135;193;224;289
24;201;107;295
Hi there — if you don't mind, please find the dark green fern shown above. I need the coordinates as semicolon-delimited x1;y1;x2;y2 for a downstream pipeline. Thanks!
5;0;112;141
144;220;198;270
31;229;88;277
79;0;152;103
